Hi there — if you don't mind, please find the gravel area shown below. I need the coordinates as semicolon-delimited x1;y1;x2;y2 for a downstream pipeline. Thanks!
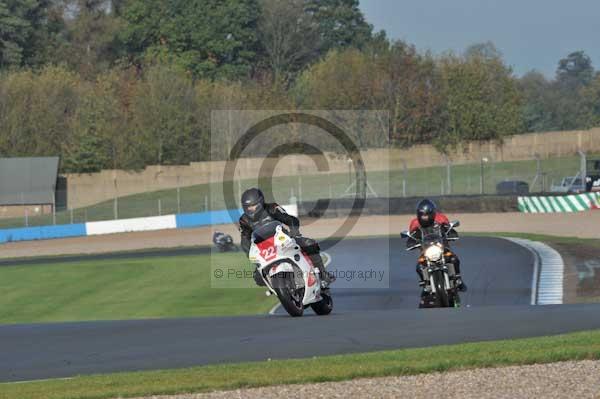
129;360;600;399
1;212;598;260
556;241;600;303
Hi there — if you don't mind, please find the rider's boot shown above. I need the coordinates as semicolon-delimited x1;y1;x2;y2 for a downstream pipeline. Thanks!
310;253;335;288
455;274;467;292
253;268;266;287
449;255;466;292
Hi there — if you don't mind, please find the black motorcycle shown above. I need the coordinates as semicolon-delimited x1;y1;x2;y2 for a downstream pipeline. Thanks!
213;231;239;252
401;221;461;308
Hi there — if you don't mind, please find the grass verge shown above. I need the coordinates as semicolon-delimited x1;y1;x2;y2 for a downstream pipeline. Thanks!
0;252;275;324
1;329;599;399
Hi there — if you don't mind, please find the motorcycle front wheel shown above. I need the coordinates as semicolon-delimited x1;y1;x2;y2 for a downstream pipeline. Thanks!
432;270;450;307
273;272;305;317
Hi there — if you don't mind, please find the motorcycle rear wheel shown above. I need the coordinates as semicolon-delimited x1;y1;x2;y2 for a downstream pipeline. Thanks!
310;292;333;315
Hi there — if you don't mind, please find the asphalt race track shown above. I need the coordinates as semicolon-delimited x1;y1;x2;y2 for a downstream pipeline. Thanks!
2;237;600;382
282;236;536;312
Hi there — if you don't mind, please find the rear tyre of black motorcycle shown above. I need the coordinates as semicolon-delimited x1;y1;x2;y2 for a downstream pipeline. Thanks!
311;292;333;315
273;273;304;317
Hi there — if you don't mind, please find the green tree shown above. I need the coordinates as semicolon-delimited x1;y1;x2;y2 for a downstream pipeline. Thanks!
379;42;446;146
295;42;446;148
0;66;81;157
464;41;502;61
294;48;373;109
130;62;199;165
50;0;124;78
257;0;321;84
551;51;595;130
109;0;125;15
518;70;557;132
293;48;387;148
556;50;594;89
0;0;53;68
438;52;522;146
64;69;134;172
580;73;600;128
121;0;260;79
305;0;373;52
62;132;109;172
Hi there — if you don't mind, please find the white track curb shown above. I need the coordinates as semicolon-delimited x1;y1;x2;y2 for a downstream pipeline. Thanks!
503;237;564;305
268;302;281;315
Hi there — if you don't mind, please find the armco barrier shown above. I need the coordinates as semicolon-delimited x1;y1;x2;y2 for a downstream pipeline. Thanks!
298;196;519;218
518;193;600;213
0;204;298;244
175;204;297;229
0;223;87;244
175;209;242;228
86;215;177;236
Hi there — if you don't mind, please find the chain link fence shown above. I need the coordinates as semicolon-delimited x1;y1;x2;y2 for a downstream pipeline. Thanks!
0;152;592;230
387;153;585;198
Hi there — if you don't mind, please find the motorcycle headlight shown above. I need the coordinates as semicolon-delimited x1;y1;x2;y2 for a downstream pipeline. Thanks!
424;245;443;262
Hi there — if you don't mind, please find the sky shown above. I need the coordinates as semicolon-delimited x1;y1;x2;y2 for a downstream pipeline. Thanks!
359;0;600;77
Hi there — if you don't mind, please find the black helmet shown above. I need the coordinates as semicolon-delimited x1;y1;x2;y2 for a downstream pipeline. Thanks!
416;199;437;227
241;188;265;220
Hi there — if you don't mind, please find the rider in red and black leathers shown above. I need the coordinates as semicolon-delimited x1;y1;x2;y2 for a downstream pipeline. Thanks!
408;199;467;292
239;188;334;288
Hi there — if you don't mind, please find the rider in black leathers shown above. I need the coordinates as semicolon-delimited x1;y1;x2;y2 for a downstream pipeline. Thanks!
239;188;334;288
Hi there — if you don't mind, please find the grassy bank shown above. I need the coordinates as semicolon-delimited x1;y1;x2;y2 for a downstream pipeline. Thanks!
0;252;275;325
1;329;599;399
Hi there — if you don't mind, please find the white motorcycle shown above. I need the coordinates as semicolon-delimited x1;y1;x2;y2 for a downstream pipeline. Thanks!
248;221;333;317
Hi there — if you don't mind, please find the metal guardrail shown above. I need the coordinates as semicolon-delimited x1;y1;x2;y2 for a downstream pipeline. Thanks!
297;195;520;218
0;204;298;244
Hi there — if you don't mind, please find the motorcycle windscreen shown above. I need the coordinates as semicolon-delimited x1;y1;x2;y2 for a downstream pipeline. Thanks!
420;225;444;246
